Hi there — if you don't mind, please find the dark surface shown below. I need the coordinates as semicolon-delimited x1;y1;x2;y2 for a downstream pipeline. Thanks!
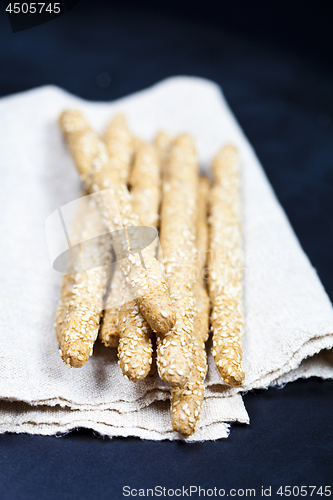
0;379;332;500
0;1;332;498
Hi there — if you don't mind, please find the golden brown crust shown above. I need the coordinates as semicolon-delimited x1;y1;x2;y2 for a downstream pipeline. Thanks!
130;143;161;229
99;115;134;348
59;110;176;336
170;338;206;436
196;176;210;274
157;134;199;388
58;110;244;435
54;203;111;367
171;176;210;435
103;114;133;185
208;145;245;387
170;279;209;435
118;294;153;382
117;141;161;382
154;131;172;176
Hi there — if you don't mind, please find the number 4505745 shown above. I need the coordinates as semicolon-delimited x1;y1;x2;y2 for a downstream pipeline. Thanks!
6;3;61;14
276;486;331;496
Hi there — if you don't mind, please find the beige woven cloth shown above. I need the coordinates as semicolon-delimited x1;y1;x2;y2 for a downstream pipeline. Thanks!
1;77;332;441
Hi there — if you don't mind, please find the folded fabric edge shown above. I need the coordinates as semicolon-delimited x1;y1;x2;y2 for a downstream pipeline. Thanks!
0;389;245;413
272;349;333;386
0;387;171;412
243;334;333;392
0;395;249;441
0;420;231;442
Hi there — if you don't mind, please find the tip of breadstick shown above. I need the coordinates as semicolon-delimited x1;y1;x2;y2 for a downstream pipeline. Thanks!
100;334;119;348
174;133;195;149
160;370;188;389
105;113;127;132
140;300;176;335
156;343;191;388
58;109;87;133
154;130;172;146
216;143;238;158
171;393;202;437
119;359;151;383
157;308;177;335
60;341;91;368
118;337;152;383
216;360;245;388
172;417;196;437
212;144;239;184
99;310;120;347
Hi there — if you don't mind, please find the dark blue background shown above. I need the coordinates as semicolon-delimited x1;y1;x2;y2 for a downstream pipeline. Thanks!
0;1;332;498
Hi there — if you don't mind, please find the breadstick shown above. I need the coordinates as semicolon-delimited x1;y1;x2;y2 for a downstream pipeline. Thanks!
154;131;173;264
157;134;198;388
117;143;161;382
54;200;111;367
171;176;210;435
208;144;245;387
193;175;211;346
101;139;162;352
55;274;76;347
154;131;172;175
104;114;133;185
130;143;161;229
58;113;132;352
54;193;87;338
99;115;134;348
59;110;175;336
117;287;153;382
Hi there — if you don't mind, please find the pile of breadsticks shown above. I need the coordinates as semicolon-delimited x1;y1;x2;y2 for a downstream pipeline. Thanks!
55;110;245;437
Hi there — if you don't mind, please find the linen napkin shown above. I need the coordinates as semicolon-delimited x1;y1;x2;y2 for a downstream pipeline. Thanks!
0;77;332;441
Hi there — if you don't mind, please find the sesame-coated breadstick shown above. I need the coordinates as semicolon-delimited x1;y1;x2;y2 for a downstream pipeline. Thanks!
54;194;88;341
157;134;199;389
130;143;161;229
154;131;172;176
196;177;210;287
208;144;245;387
192;175;211;346
54;201;111;367
100;140;162;352
99;115;134;348
171;176;210;435
170;328;207;436
192;176;210;347
59;113;132;352
154;131;173;264
59;110;176;336
104;114;133;185
117;288;153;382
117;143;161;382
